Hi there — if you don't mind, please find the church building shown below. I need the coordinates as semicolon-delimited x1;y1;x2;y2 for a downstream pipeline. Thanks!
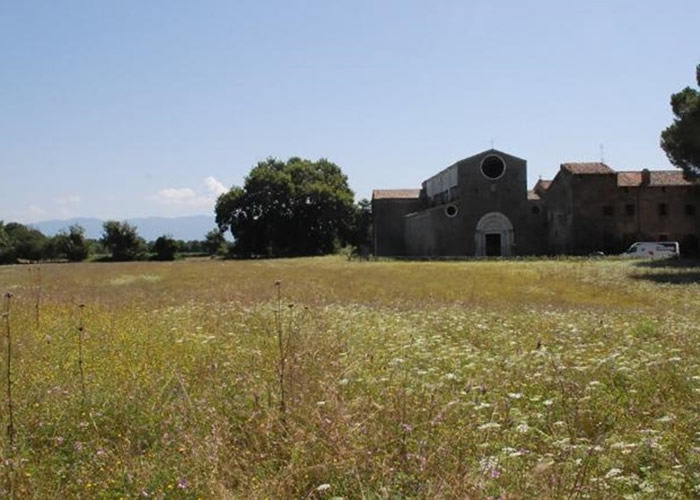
372;149;699;257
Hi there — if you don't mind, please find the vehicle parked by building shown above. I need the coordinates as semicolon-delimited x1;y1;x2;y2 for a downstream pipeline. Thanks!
623;241;680;259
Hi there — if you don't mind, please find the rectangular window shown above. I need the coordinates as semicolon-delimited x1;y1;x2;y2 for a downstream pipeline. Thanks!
658;203;668;216
602;205;614;216
625;204;635;216
685;204;696;216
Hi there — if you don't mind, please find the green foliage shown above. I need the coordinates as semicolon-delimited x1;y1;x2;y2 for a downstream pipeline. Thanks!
215;157;356;257
1;222;50;262
53;224;90;262
101;221;146;261
349;197;372;253
203;228;226;256
178;239;204;254
660;64;700;179
151;235;179;261
0;221;16;264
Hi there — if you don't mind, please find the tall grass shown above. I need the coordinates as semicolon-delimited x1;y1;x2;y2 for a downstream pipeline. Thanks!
0;257;698;497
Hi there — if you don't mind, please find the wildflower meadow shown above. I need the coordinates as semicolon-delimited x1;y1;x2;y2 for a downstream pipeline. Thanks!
0;257;698;498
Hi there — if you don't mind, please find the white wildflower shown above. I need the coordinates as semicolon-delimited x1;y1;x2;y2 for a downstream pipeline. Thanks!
478;422;501;431
605;468;623;479
516;423;530;434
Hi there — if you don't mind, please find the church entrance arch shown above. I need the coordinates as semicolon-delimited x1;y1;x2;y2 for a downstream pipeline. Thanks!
475;212;514;257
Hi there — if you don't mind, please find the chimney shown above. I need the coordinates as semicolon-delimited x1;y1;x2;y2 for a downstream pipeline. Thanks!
641;168;651;186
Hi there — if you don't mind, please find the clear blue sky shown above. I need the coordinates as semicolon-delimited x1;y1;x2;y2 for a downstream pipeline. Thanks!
1;0;698;223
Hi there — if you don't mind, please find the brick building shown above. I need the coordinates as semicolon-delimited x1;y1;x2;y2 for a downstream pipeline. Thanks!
372;149;700;257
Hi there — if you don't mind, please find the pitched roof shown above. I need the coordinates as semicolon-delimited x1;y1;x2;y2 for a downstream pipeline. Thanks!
447;148;527;170
617;172;642;187
561;162;614;174
617;170;694;187
535;180;552;191
372;189;421;200
527;190;540;200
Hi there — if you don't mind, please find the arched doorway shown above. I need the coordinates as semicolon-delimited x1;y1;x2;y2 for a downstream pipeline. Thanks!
475;212;514;257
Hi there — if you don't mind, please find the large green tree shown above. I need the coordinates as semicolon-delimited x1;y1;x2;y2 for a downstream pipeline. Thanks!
661;64;700;179
0;222;15;264
151;235;179;261
203;228;227;256
54;224;91;262
215;157;356;257
101;221;146;261
3;222;50;261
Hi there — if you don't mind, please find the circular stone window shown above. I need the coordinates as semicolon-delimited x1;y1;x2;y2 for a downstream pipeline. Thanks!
531;206;541;215
480;155;506;180
445;204;458;217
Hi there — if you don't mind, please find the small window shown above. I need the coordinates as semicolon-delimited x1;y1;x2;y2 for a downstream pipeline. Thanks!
444;204;458;217
685;204;696;216
602;205;614;216
625;204;635;216
658;203;668;216
531;206;541;215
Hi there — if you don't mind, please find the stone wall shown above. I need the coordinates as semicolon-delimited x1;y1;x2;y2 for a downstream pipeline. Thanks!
372;198;424;256
372;149;700;258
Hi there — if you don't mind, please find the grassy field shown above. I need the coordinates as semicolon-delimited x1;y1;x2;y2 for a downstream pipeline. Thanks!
0;257;698;498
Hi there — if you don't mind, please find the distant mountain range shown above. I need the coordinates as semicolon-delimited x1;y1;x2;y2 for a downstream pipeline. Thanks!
29;215;217;242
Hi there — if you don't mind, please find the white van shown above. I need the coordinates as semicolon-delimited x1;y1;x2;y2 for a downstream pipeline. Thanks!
623;241;680;259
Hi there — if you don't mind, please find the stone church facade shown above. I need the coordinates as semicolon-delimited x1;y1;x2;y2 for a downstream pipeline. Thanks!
372;149;700;257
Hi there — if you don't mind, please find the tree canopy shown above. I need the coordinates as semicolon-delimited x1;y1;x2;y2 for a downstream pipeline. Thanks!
151;235;179;261
661;64;700;179
215;157;357;257
0;222;16;264
101;221;146;261
0;222;51;263
54;224;91;262
203;228;227;256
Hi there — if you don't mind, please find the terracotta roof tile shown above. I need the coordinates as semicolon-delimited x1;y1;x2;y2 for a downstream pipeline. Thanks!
616;170;693;187
617;172;641;187
561;162;614;174
535;180;552;190
372;189;421;200
649;171;694;186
